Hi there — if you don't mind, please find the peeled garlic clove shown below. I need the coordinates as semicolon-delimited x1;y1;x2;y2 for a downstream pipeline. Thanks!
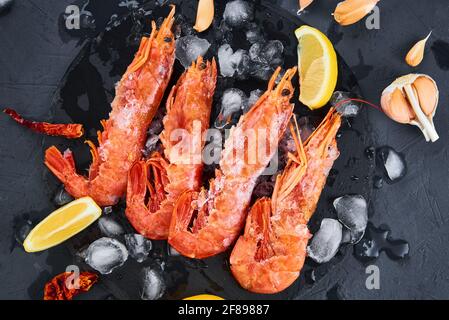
405;31;431;67
298;0;314;13
193;0;214;33
381;74;439;142
333;0;380;26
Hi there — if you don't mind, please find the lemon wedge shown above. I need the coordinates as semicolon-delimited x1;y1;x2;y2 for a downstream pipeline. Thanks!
23;197;101;252
295;25;338;110
184;294;224;300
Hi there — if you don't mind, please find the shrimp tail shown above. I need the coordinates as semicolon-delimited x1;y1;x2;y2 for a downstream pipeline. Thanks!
127;161;147;204
170;190;199;234
230;197;300;294
126;154;171;239
44;146;89;199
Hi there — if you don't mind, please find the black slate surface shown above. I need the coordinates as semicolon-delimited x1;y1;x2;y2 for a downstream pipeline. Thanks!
1;0;449;300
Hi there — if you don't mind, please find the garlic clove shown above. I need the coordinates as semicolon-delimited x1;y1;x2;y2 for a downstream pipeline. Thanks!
298;0;314;13
193;0;214;33
333;0;380;26
413;76;437;115
405;31;431;67
381;88;414;124
381;74;439;142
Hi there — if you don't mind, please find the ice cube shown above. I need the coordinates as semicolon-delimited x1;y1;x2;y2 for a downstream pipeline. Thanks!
142;134;160;158
249;62;273;81
223;0;254;28
217;44;235;77
14;218;32;245
214;19;233;43
118;0;139;9
141;267;165;300
214;88;247;129
246;89;263;112
249;41;283;66
85;237;128;274
98;216;125;238
331;91;361;117
247;41;284;80
174;14;194;38
124;234;153;263
52;186;74;206
217;44;250;78
245;23;264;44
0;0;14;13
377;147;407;182
175;35;210;68
333;195;368;244
260;40;284;66
249;42;263;62
234;49;251;79
307;218;343;263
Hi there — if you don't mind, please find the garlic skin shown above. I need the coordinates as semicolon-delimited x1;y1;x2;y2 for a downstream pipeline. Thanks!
405;31;432;67
333;0;380;26
298;0;314;13
381;74;439;142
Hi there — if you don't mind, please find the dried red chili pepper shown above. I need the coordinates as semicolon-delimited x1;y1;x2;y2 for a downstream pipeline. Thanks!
44;271;98;300
3;108;84;139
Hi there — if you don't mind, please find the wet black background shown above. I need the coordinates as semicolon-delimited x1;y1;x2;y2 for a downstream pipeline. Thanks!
1;0;449;299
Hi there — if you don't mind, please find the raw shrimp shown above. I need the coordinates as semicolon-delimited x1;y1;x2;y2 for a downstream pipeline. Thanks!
168;67;297;259
126;57;217;239
44;7;176;206
230;108;342;294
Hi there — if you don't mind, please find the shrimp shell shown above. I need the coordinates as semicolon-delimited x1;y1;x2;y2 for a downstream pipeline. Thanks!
168;67;297;259
126;57;217;239
230;109;342;294
44;7;176;206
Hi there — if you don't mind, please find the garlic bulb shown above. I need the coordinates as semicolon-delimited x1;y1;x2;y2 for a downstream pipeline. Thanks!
381;74;439;142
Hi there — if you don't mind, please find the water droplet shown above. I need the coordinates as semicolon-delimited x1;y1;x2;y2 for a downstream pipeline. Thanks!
354;223;409;262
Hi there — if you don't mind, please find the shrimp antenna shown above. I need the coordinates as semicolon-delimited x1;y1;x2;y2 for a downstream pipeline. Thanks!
272;115;307;212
